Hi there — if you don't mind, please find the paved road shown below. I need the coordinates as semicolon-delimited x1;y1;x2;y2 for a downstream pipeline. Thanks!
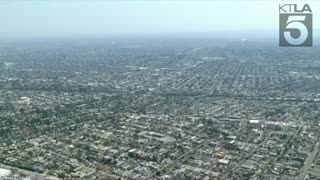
260;124;304;178
297;141;320;180
222;131;271;179
144;134;209;179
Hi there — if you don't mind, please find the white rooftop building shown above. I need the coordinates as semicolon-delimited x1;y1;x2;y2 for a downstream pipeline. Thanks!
0;168;11;178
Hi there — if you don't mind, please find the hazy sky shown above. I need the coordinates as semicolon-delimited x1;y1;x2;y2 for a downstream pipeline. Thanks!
0;0;319;38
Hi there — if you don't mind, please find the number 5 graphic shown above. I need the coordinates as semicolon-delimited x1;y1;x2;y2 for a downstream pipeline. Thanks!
284;16;308;45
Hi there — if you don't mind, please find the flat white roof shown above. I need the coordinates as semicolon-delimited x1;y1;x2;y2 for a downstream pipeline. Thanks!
249;120;260;124
0;168;11;177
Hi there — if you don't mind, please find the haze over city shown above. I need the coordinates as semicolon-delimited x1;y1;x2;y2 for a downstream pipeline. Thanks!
2;1;316;38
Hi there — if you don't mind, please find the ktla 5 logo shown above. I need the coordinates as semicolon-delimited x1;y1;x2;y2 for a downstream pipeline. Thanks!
279;4;312;47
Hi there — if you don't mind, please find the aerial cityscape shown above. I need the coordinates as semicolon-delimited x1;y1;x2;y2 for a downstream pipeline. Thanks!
0;37;319;179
